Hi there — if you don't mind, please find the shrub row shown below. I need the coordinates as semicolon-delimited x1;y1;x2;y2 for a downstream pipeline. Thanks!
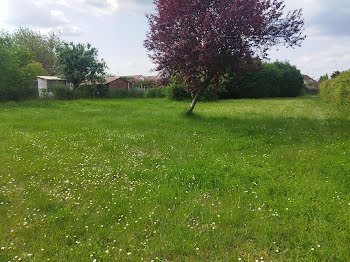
320;70;350;109
220;62;304;99
165;62;304;101
45;85;167;100
166;75;218;101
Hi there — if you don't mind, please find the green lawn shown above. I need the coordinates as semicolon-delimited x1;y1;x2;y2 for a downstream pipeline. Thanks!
0;97;349;261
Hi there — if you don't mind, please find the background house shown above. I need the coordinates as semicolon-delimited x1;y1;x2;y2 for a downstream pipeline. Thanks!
37;76;67;97
303;75;319;87
105;77;133;91
121;75;145;82
302;74;319;95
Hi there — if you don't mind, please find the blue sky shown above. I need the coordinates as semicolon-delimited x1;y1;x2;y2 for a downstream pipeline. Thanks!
0;0;349;79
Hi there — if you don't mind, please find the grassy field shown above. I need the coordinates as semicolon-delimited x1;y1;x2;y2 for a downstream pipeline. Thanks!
0;97;349;261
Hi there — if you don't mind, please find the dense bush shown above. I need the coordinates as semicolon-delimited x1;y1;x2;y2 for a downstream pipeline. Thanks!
46;84;115;100
165;62;303;101
76;85;109;99
47;84;74;100
0;37;47;102
166;75;190;101
320;70;350;109
44;85;148;100
145;87;166;98
220;61;304;99
166;75;218;101
108;88;145;99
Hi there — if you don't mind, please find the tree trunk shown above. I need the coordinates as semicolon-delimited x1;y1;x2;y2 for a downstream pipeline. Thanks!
187;86;204;114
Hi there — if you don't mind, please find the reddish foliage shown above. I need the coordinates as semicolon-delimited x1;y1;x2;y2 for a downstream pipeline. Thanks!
145;0;305;98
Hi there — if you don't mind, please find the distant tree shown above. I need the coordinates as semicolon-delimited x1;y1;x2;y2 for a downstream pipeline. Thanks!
8;28;60;75
106;73;116;77
0;36;47;101
56;42;107;90
331;71;341;79
145;0;306;113
319;74;329;83
21;62;47;82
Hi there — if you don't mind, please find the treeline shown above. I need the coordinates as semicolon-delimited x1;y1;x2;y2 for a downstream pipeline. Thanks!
166;61;304;101
0;28;107;102
0;29;56;101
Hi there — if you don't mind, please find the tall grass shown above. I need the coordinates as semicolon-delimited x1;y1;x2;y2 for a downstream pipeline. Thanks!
0;97;349;261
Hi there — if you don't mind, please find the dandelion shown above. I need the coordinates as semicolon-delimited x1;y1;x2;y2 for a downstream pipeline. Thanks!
105;250;109;254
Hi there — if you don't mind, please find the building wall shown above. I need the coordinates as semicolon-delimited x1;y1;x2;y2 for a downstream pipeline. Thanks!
38;78;48;97
108;79;131;91
37;78;67;97
47;80;66;88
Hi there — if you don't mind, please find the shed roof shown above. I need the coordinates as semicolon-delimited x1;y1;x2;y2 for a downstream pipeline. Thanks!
37;76;64;81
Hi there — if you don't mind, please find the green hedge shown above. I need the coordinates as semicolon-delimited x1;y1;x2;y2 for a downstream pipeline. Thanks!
166;75;218;101
320;70;350;108
165;62;304;101
145;87;167;98
220;61;304;99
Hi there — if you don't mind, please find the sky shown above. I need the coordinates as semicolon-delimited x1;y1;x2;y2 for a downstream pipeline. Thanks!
0;0;349;79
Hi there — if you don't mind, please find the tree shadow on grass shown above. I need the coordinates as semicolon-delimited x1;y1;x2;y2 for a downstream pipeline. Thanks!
182;111;350;147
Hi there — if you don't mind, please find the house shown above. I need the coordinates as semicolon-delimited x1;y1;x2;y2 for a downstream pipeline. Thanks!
104;77;133;91
303;75;319;88
37;76;67;97
119;75;158;89
121;75;145;82
302;75;319;95
144;76;158;81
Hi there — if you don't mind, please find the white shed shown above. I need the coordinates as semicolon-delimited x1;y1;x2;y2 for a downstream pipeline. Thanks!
37;76;67;97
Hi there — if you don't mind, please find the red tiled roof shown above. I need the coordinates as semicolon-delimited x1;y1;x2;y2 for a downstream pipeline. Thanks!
105;77;119;84
83;77;132;86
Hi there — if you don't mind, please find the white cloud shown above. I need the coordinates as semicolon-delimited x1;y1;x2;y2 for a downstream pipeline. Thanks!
31;0;120;16
58;25;83;36
4;0;83;36
50;10;69;24
0;0;8;23
296;43;350;77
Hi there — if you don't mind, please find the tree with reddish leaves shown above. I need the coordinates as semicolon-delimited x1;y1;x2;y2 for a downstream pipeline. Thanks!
145;0;305;114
